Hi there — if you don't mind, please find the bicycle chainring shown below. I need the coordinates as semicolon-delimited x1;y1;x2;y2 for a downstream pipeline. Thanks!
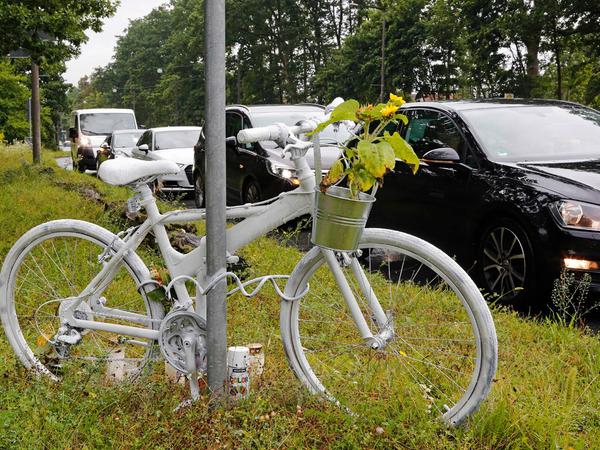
159;310;207;374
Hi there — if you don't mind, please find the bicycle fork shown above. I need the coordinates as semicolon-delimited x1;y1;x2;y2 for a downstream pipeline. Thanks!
321;249;394;350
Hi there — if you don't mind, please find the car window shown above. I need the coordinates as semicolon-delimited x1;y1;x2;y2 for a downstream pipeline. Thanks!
226;112;243;139
113;131;144;148
404;109;476;167
155;130;200;150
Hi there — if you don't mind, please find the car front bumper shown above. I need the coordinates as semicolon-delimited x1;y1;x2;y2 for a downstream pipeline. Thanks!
543;225;600;298
158;165;193;191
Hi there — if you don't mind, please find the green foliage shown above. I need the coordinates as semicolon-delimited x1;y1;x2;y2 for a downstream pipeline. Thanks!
0;60;29;143
314;95;418;197
551;269;599;328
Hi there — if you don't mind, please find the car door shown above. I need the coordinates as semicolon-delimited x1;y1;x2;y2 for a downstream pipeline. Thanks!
370;108;479;261
225;112;247;203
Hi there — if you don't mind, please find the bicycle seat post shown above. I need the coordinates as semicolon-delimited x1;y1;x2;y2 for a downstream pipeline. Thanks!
134;183;161;219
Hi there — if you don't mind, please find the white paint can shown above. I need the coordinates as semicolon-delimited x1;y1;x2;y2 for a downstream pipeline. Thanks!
227;346;250;400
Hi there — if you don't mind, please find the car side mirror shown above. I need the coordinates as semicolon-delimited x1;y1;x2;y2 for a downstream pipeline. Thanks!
138;143;149;153
226;136;238;150
422;147;460;165
69;127;77;139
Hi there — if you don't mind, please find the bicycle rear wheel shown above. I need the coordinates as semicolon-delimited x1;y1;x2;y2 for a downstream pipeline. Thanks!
0;220;164;381
280;228;497;426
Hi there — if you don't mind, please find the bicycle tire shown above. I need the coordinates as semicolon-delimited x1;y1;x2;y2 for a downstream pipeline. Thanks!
0;220;164;381
280;228;497;426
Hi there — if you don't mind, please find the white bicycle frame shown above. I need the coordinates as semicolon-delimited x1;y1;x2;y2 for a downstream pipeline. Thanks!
61;125;389;346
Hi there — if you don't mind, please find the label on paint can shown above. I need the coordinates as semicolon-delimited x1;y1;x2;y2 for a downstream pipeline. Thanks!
227;346;250;400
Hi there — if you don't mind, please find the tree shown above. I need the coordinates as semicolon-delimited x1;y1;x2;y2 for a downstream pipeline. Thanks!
0;0;117;161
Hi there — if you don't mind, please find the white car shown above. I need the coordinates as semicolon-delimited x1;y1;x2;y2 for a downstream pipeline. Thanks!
131;126;201;192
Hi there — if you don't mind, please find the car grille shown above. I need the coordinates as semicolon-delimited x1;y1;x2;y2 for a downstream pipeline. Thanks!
185;165;194;184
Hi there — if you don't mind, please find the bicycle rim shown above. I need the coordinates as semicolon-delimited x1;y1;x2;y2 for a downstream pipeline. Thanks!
282;229;497;425
1;226;158;380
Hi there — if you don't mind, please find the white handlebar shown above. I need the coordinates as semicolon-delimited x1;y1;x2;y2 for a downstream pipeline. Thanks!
236;97;345;145
237;124;283;144
237;122;317;145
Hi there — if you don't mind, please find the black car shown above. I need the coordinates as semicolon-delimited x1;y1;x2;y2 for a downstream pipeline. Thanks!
193;104;347;207
368;99;600;306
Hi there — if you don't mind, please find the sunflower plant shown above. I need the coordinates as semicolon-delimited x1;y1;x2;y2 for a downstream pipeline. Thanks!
311;94;419;198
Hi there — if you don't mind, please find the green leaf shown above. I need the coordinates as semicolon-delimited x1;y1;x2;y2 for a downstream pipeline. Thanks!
309;99;359;135
375;141;396;170
358;140;384;178
348;167;376;194
358;140;396;178
383;131;420;174
325;159;345;184
394;114;409;125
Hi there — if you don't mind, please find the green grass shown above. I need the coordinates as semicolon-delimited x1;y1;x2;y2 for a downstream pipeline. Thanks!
1;144;599;449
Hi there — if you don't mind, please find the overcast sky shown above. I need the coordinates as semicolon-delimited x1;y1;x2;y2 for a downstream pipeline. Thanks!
64;0;168;85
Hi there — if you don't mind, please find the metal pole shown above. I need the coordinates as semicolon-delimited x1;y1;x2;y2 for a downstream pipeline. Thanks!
203;0;228;402
31;62;42;164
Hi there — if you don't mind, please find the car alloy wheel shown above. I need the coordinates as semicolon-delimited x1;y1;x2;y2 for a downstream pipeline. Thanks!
243;180;261;204
481;225;527;302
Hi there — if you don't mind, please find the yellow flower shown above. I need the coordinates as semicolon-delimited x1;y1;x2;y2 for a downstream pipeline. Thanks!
381;104;399;118
356;104;375;120
389;93;406;105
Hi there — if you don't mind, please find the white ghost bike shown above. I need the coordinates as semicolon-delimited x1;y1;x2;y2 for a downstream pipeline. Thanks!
0;103;497;426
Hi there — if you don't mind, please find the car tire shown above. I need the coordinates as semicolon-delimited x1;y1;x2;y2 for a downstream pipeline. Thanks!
476;217;537;307
242;179;261;204
95;157;101;177
194;172;205;208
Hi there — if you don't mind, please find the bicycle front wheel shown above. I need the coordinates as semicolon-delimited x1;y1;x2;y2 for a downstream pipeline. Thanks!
280;228;497;426
0;220;164;381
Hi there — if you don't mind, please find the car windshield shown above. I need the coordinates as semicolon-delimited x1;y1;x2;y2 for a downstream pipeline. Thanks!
251;110;351;147
80;113;136;136
461;105;600;162
113;131;144;148
155;129;201;150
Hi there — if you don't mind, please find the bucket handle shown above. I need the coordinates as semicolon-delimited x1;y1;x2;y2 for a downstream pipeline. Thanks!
312;133;322;188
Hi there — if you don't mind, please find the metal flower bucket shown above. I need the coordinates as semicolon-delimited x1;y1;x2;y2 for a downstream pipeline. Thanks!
311;185;376;251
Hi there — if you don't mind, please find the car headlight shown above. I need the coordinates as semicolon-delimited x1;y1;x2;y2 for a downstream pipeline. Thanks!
554;200;600;231
270;162;296;180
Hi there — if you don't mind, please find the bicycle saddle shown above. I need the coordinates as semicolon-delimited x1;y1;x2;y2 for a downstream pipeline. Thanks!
98;158;180;186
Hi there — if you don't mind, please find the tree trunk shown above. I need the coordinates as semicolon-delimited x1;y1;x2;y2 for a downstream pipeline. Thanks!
379;15;386;102
554;32;562;100
525;37;540;97
31;62;42;165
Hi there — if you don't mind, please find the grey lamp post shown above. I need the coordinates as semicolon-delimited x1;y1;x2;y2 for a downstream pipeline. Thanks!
203;0;228;401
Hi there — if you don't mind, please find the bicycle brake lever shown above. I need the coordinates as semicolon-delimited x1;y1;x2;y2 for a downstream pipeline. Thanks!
281;139;312;160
